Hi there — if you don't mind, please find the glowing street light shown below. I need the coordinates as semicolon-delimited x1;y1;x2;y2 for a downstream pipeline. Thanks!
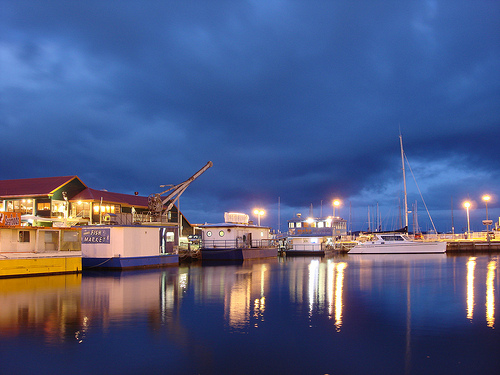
332;199;341;218
463;201;471;238
253;209;265;226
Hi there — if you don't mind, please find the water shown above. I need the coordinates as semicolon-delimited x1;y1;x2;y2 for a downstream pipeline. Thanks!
0;254;499;375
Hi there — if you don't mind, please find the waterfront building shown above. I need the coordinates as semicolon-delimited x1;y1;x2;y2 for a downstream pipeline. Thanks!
0;176;194;236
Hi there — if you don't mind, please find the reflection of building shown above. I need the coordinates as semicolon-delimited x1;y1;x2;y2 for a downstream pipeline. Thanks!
188;260;275;331
287;258;347;330
80;269;182;330
0;274;82;344
224;263;270;330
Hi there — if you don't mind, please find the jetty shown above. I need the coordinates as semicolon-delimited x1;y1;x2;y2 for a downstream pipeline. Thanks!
446;240;500;252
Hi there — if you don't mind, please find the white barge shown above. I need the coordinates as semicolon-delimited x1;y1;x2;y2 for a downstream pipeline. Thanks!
81;225;179;269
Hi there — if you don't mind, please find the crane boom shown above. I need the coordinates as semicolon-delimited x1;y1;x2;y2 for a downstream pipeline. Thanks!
148;161;213;217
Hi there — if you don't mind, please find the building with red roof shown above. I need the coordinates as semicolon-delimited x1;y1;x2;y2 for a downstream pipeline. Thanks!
0;176;194;236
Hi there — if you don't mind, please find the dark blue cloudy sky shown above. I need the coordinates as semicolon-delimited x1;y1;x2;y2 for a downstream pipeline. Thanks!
1;1;499;233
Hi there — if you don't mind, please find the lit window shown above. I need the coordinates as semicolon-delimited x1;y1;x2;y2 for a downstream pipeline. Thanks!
219;230;225;237
206;231;212;237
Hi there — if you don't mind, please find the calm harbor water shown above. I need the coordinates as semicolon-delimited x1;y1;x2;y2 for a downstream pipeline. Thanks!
1;253;499;375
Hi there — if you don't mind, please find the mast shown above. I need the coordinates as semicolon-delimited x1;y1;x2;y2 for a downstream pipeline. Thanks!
400;134;408;229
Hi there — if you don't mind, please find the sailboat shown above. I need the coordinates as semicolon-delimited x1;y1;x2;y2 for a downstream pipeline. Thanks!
348;135;447;254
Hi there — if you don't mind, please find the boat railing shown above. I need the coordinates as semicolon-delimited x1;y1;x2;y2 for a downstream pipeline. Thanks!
287;243;323;251
202;238;277;249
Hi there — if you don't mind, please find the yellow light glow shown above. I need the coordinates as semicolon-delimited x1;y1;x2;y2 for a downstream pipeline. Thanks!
333;200;341;207
306;217;314;224
335;262;347;331
93;206;99;213
78;201;82;205
253;209;265;216
463;201;471;209
486;260;496;328
482;195;491;203
467;257;476;320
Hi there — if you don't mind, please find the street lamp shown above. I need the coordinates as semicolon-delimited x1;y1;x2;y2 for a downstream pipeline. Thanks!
482;195;491;240
253;209;265;226
332;200;341;249
332;199;341;217
463;201;471;238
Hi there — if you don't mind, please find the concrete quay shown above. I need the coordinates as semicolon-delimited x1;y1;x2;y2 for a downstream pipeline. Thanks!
0;251;82;278
446;240;500;252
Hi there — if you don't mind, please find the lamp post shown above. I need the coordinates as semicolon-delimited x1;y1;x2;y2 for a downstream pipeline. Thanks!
463;201;471;239
253;209;265;226
332;200;341;249
482;195;491;241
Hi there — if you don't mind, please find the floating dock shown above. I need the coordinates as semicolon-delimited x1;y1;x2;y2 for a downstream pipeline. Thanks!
0;251;81;278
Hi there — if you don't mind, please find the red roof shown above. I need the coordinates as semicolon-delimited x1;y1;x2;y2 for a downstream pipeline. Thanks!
0;176;85;198
71;188;150;208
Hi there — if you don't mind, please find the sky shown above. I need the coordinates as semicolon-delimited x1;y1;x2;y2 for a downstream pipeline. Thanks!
1;0;499;234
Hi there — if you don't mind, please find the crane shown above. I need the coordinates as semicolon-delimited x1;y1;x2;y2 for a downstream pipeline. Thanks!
148;161;213;220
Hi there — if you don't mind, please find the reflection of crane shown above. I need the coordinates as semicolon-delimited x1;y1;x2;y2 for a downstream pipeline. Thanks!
148;161;213;219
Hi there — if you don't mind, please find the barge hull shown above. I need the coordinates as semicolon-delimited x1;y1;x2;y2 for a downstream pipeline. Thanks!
201;247;278;261
82;254;179;269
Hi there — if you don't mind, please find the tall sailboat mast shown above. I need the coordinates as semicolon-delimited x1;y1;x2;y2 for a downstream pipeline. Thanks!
400;134;408;229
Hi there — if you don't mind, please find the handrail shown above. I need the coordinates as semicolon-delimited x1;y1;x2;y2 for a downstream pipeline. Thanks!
201;238;277;249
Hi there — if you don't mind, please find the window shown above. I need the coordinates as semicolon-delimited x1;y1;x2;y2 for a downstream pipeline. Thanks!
166;232;175;242
19;231;30;242
219;230;225;237
38;202;51;211
206;231;212;237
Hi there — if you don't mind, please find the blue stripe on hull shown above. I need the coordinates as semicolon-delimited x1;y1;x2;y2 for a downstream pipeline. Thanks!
82;254;179;269
201;248;278;261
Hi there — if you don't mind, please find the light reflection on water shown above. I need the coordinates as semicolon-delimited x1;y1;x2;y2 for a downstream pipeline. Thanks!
0;254;499;374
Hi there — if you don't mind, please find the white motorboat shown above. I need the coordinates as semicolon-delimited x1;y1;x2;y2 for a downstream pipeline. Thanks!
348;232;446;254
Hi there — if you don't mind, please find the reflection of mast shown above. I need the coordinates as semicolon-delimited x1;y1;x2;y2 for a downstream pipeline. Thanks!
405;266;412;375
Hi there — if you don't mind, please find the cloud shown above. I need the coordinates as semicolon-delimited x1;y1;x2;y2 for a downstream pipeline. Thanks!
1;0;499;232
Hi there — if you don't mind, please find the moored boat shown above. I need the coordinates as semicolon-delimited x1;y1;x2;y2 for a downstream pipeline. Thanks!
348;232;446;254
199;212;278;261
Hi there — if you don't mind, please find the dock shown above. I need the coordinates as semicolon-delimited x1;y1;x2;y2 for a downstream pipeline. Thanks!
446;241;500;252
0;251;81;278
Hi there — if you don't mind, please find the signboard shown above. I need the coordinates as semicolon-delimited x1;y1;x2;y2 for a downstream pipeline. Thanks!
482;220;493;226
0;212;21;227
82;228;110;244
